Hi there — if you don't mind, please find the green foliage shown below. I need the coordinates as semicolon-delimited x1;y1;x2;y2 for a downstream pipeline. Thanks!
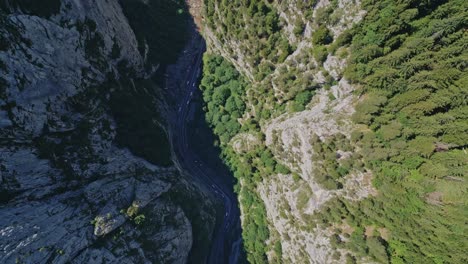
275;163;290;174
345;253;357;264
311;134;357;190
203;1;467;263
201;54;246;144
329;29;353;54
316;1;468;263
204;0;292;78
378;122;402;141
407;136;436;158
352;92;388;125
293;19;306;37
312;25;333;45
273;240;282;260
315;6;334;23
313;45;328;64
366;237;389;263
200;54;297;264
134;214;145;225
125;203;139;218
291;90;314;112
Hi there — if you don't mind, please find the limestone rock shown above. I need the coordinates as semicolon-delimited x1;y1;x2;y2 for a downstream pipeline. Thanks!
0;1;215;263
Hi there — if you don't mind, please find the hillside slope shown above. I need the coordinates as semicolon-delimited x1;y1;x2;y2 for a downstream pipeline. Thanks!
199;0;467;263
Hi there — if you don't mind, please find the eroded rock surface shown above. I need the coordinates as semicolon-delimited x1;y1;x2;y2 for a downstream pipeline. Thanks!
0;1;215;263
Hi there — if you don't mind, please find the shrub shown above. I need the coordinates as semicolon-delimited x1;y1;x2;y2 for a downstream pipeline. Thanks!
291;90;315;112
312;25;333;45
134;214;145;225
293;19;305;36
313;45;329;64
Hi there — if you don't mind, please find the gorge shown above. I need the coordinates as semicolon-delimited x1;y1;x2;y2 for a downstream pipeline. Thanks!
1;0;467;264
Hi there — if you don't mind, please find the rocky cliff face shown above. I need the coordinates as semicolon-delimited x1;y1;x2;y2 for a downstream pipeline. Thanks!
0;1;215;263
200;0;373;263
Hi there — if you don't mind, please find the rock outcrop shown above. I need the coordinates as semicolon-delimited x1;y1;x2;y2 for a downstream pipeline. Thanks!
0;1;215;263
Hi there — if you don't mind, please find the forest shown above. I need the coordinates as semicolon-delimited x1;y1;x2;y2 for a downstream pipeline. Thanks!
200;0;467;263
319;0;467;263
204;0;293;81
200;54;290;263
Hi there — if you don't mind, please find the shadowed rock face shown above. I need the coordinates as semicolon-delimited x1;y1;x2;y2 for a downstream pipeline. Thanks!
0;1;215;263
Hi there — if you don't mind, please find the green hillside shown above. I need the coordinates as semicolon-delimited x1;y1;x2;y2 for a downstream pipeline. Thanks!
200;0;467;263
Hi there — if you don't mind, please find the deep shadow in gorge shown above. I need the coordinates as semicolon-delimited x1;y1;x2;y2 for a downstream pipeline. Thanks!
187;73;247;264
121;0;248;260
119;0;245;261
162;32;247;263
0;0;222;262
